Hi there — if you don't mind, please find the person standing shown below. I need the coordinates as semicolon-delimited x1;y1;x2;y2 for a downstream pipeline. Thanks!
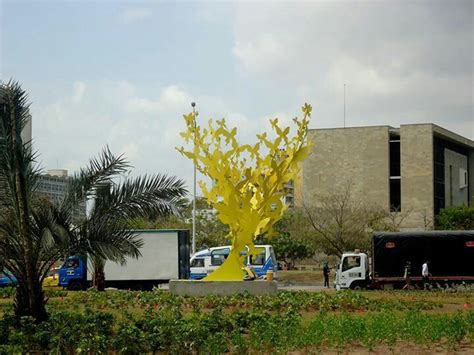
323;262;330;288
422;261;430;289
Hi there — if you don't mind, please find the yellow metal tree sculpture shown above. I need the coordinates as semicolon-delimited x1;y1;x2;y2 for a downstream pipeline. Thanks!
178;104;312;281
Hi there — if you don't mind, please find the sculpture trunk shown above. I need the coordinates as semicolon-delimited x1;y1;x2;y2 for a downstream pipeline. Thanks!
203;247;245;281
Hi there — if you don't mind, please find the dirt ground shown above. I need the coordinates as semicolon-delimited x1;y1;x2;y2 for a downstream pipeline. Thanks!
289;341;474;354
277;269;325;285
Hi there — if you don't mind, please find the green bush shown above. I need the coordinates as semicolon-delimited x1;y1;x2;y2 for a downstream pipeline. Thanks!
0;287;15;299
437;205;474;230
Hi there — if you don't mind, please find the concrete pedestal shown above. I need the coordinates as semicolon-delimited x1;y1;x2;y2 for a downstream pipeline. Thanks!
169;280;278;296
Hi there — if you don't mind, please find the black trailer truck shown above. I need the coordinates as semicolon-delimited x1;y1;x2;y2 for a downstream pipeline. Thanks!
334;230;474;290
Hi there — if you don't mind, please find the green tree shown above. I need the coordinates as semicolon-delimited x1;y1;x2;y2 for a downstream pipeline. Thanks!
142;197;230;250
437;205;474;230
0;81;186;320
88;172;187;291
265;232;314;269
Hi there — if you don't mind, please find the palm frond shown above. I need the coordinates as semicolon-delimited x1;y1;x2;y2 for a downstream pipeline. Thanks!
0;80;39;209
61;145;130;214
93;174;188;222
80;218;143;263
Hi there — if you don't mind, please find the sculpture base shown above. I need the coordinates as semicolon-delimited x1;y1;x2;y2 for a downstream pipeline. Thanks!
169;280;278;296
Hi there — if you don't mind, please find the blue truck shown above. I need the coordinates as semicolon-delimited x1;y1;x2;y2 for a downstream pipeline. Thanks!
58;229;190;290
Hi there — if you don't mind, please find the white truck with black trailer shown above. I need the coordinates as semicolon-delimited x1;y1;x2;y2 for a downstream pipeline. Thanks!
335;231;474;290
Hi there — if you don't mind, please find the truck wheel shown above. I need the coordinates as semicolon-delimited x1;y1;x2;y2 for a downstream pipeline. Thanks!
350;282;365;290
68;281;83;291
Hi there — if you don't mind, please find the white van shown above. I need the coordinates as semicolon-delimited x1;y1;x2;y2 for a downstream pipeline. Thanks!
190;245;277;280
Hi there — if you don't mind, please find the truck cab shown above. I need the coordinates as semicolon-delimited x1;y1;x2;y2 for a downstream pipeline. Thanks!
190;245;277;280
335;252;369;290
58;256;87;290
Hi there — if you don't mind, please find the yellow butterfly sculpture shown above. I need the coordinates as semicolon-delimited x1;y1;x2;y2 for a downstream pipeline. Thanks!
177;104;313;281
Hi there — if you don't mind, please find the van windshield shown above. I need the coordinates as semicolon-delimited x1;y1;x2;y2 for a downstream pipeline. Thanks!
191;258;205;268
211;248;230;266
249;248;266;266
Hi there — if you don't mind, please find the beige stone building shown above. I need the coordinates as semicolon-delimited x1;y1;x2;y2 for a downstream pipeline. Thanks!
294;124;474;230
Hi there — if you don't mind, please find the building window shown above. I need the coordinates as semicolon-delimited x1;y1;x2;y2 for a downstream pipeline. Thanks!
389;137;401;212
389;141;400;177
390;178;401;212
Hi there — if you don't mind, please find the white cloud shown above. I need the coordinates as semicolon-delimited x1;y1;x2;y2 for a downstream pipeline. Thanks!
231;1;473;138
118;8;152;24
126;86;193;115
233;34;288;75
33;81;192;187
31;80;311;196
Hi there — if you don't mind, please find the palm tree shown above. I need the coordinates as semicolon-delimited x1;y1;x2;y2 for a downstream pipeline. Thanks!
85;174;188;291
0;81;187;321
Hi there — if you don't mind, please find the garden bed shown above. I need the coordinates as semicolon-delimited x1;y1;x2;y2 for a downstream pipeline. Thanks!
0;288;472;353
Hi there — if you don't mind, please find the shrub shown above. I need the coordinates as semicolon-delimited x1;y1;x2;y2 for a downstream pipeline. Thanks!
437;205;474;230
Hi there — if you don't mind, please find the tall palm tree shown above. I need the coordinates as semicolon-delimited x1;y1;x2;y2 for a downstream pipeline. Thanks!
0;81;187;321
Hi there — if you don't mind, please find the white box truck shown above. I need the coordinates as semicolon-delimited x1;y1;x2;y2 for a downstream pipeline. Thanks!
58;229;190;290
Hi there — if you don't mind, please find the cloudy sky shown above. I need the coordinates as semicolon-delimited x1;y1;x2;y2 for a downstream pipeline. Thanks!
1;0;473;192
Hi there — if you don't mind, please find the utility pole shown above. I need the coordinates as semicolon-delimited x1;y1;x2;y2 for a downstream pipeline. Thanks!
191;102;197;255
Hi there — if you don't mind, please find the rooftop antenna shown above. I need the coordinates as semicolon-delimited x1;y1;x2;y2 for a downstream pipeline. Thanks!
344;83;346;128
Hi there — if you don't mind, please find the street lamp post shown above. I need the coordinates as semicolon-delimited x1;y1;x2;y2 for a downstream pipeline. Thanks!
191;102;197;255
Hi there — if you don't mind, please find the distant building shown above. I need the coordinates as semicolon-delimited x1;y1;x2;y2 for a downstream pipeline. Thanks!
37;170;87;221
295;124;474;230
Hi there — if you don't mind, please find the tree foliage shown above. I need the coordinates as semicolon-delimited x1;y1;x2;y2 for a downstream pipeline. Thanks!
266;232;314;269
259;207;316;269
88;172;187;291
135;197;229;250
0;81;187;320
437;205;474;230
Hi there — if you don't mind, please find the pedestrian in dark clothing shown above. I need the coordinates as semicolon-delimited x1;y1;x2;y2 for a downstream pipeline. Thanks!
323;262;330;288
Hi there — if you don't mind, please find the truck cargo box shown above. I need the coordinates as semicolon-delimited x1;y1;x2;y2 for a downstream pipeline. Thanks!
58;229;190;290
373;231;474;279
86;229;190;282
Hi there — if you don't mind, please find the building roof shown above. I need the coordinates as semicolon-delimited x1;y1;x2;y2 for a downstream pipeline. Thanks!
309;123;473;149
